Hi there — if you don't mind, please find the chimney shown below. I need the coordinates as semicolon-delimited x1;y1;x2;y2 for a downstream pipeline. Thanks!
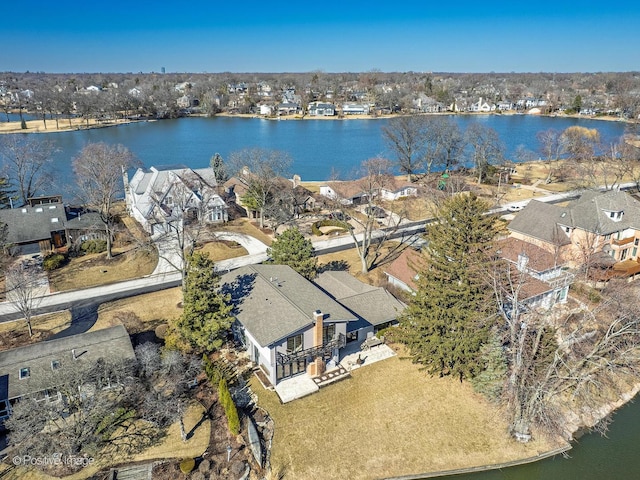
313;310;323;347
72;349;77;360
308;310;326;377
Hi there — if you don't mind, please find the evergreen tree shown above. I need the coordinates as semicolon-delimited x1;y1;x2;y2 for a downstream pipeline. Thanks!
168;252;234;353
400;194;497;381
470;330;508;401
267;227;317;280
210;152;228;185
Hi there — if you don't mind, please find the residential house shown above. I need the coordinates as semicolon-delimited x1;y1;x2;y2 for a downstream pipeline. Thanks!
319;181;370;206
124;165;228;235
222;265;357;386
383;247;423;293
341;103;369;115
496;237;573;310
314;270;406;334
259;104;274;116
277;102;301;116
380;179;419;201
0;196;103;255
509;190;640;278
470;97;494;112
0;325;135;417
308;102;336;116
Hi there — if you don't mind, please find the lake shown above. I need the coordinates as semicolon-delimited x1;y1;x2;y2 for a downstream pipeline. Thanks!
4;114;627;198
2;113;639;478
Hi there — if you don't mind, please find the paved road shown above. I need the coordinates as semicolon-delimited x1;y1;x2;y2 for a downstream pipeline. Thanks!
2;182;636;324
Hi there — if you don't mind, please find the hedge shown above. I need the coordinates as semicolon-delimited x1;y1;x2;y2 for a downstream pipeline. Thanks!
311;219;351;236
218;378;241;435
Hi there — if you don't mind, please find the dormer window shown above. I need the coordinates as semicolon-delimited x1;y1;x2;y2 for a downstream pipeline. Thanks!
606;210;624;222
19;367;30;379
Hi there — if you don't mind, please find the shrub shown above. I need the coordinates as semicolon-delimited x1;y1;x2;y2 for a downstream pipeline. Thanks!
218;378;241;435
81;239;107;254
43;253;67;271
179;458;196;474
311;219;351;236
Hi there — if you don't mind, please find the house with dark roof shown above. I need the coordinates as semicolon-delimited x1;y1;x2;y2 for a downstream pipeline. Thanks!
124;165;227;234
314;270;406;334
221;265;357;386
0;325;135;417
0;197;104;256
509;191;640;277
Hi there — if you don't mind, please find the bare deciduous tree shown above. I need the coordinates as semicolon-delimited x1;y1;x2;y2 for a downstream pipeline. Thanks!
382;115;427;181
73;142;139;259
228;148;292;229
327;157;403;274
0;135;55;205
6;263;45;337
464;123;505;184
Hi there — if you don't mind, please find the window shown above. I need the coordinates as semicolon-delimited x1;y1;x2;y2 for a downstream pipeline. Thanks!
19;367;30;379
621;249;629;261
609;212;615;219
51;360;61;370
286;334;303;353
605;234;612;240
635;238;639;246
346;331;359;343
323;324;336;344
633;247;637;258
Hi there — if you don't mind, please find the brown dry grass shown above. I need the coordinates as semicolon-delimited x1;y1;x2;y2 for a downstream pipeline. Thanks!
0;311;72;350
252;346;562;480
317;241;409;286
48;248;157;292
0;117;145;134
0;402;210;480
92;288;183;333
210;218;273;246
196;240;248;261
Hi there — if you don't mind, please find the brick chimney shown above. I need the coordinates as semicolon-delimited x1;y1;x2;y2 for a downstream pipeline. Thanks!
308;310;326;377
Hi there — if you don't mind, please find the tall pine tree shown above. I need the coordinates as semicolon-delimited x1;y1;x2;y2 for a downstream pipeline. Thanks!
267;227;317;280
167;252;234;353
400;194;497;381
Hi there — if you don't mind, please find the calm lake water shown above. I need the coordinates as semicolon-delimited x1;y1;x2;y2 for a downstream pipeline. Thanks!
5;114;627;198
3;114;638;477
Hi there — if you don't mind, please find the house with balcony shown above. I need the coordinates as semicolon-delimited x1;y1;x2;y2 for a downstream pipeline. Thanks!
221;265;357;387
496;237;573;310
509;190;640;279
308;102;336;116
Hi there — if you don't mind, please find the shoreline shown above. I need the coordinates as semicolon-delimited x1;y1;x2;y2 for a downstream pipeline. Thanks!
0;110;633;135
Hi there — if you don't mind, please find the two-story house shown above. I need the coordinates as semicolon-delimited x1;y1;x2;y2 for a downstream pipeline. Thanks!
124;165;227;235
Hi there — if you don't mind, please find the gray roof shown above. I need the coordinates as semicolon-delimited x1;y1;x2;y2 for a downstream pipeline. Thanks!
221;265;356;347
563;190;640;234
315;271;406;326
0;325;135;400
0;202;67;244
508;200;571;245
509;191;640;242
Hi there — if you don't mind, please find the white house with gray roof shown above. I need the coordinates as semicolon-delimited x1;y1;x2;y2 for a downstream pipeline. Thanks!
221;264;358;386
124;165;227;234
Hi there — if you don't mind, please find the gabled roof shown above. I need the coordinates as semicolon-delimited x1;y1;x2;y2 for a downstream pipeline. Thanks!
314;270;406;327
383;247;423;291
221;265;356;347
0;202;66;244
497;237;564;273
562;190;640;234
0;325;135;400
508;200;571;245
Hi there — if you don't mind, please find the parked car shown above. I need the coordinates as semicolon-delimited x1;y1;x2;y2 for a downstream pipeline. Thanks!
328;212;350;221
507;204;524;212
365;206;386;218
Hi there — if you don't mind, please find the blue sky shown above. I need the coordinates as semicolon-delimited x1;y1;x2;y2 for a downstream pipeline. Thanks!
3;1;639;73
